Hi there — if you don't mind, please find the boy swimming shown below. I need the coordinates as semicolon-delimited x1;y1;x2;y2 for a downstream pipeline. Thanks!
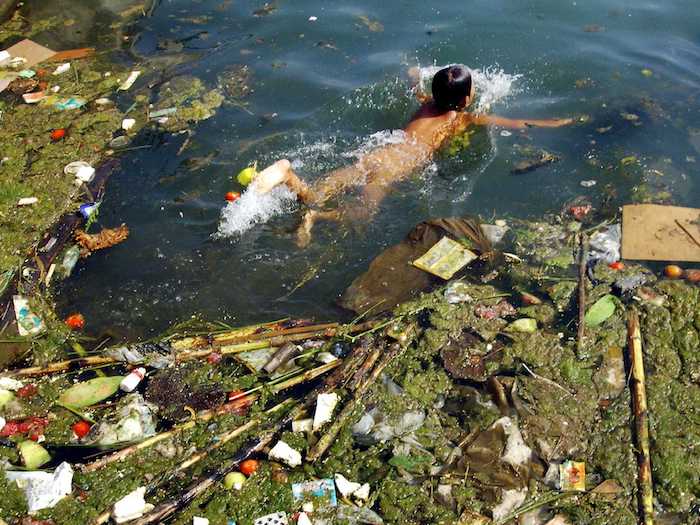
250;65;572;246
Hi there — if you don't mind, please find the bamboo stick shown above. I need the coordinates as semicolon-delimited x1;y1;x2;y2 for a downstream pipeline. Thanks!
81;361;339;473
627;309;655;525
577;232;587;356
126;336;370;525
213;322;339;345
308;343;403;462
6;321;375;378
7;355;119;378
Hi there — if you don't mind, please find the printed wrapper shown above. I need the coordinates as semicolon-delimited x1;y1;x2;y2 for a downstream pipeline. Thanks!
412;237;477;280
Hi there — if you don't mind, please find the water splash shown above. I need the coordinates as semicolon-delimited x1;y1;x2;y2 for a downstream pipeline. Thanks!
215;186;297;238
416;64;521;113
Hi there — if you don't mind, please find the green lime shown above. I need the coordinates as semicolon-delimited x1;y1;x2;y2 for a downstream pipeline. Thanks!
236;166;258;187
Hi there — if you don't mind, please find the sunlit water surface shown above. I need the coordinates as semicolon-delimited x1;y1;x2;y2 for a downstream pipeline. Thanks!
46;0;699;338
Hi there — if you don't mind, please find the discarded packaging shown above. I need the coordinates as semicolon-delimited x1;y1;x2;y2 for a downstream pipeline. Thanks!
52;63;70;75
292;478;337;507
313;392;339;430
54;97;86;110
12;295;45;336
622;204;700;262
334;473;361;497
88;394;157;445
297;513;312;525
22;91;45;103
589;224;621;264
150;107;177;119
2;39;55;69
120;367;146;392
412;237;478;280
119;70;141;91
444;281;474;304
193;518;209;525
109;135;130;148
112;487;154;524
17;197;38;206
269;440;302;467
253;512;288;525
5;462;73;512
292;418;313;433
122;118;136;131
79;202;99;220
559;460;586;491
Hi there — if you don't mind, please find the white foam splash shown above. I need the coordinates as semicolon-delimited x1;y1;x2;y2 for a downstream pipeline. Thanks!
416;64;520;113
215;185;297;238
343;129;408;160
471;67;521;113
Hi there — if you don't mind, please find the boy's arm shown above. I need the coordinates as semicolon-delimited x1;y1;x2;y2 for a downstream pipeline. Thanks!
472;114;573;128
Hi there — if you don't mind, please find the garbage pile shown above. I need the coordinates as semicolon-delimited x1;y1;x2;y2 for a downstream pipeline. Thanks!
0;204;698;525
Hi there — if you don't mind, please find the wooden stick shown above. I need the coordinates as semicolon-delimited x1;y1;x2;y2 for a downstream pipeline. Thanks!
307;343;403;462
125;337;371;525
7;355;119;378
577;232;588;356
627;309;655;525
81;361;338;473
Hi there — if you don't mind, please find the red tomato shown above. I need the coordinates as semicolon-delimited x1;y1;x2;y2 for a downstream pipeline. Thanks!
72;420;92;439
608;261;624;270
17;384;38;398
225;191;241;202
50;128;67;141
239;459;259;476
65;313;85;330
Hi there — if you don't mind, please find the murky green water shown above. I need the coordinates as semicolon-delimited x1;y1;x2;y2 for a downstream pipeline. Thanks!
55;0;700;338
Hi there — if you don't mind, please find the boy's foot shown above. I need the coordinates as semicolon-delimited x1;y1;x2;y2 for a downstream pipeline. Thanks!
296;210;317;248
250;159;291;194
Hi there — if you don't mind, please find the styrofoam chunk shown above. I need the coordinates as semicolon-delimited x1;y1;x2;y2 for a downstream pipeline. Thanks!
313;392;339;430
334;473;361;497
291;418;313;433
269;440;302;467
112;486;154;524
354;483;370;501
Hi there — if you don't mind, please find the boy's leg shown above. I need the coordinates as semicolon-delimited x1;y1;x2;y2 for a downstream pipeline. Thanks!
251;159;315;204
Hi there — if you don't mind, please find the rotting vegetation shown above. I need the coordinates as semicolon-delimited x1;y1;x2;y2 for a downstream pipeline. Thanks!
1;4;699;525
0;214;698;525
0;3;234;367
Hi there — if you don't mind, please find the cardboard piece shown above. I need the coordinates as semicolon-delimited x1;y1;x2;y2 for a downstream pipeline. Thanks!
622;204;700;262
4;39;55;68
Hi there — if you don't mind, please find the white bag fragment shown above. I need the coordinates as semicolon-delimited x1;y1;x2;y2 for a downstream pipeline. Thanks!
112;486;154;523
291;418;313;433
5;462;73;512
334;473;361;497
268;440;302;467
313;392;339;430
193;517;209;525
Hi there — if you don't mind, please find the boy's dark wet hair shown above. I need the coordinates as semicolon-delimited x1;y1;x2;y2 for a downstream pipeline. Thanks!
432;65;472;111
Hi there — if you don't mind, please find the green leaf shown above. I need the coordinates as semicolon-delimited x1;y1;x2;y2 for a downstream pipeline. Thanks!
507;318;538;333
58;376;124;407
584;295;616;327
